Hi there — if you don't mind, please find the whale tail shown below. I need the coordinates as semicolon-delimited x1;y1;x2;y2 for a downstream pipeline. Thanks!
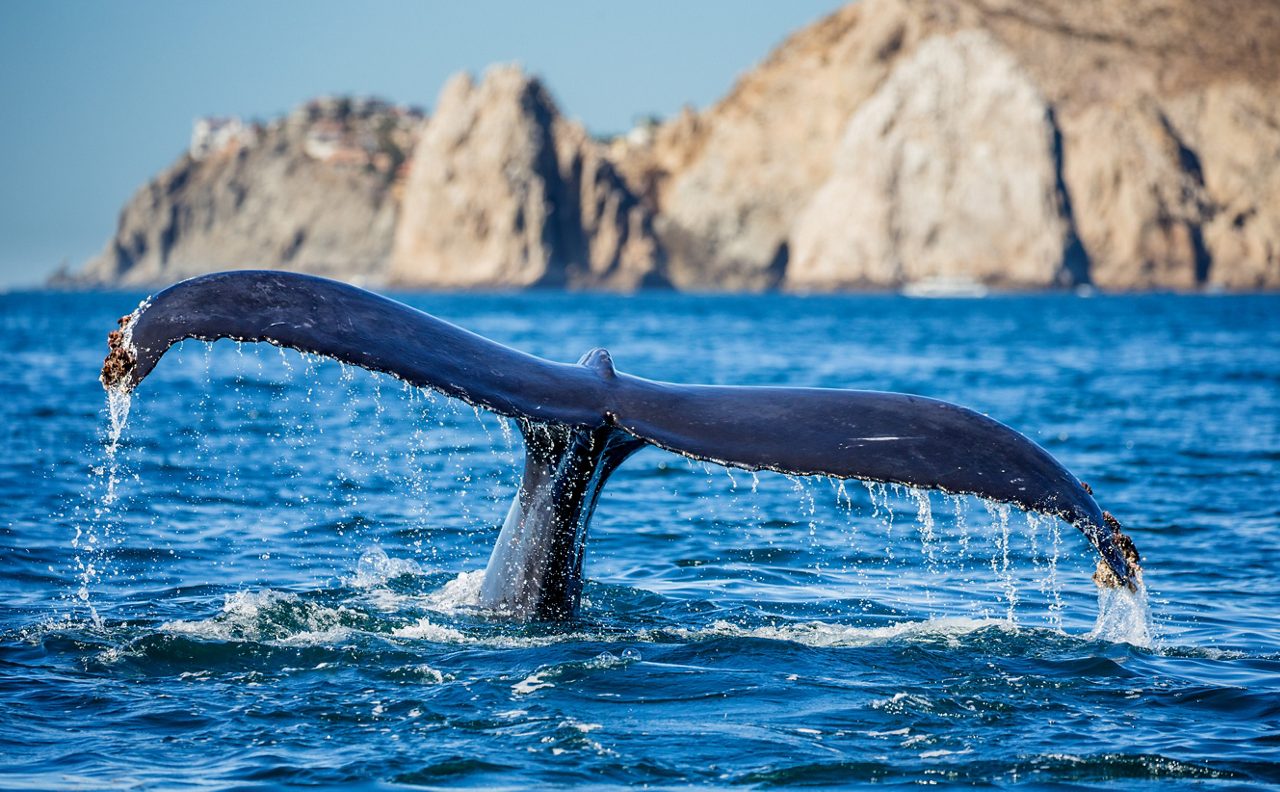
104;270;1140;618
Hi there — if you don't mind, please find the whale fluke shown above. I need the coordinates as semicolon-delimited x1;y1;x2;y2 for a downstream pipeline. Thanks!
103;270;1140;618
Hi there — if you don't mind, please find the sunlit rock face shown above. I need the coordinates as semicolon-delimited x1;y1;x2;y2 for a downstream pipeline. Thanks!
617;0;1280;291
787;30;1075;290
389;66;665;290
73;98;419;287
67;0;1280;291
632;1;927;291
1185;84;1280;291
1060;85;1280;291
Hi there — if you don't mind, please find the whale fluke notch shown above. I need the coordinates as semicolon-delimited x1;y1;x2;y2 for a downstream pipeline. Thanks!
102;270;1140;618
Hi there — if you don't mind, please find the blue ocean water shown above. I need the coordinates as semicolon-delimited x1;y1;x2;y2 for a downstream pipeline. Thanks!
2;289;1278;788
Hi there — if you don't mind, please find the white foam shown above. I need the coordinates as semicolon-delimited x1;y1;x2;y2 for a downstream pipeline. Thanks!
145;570;1152;655
870;691;934;711
669;616;1014;648
275;627;361;647
410;664;449;684
390;616;606;649
161;589;361;645
420;569;487;613
868;727;911;737
390;617;469;643
512;671;555;695
576;649;639;672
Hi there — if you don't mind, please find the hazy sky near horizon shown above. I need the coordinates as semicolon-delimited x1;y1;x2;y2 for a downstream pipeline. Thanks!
0;0;845;288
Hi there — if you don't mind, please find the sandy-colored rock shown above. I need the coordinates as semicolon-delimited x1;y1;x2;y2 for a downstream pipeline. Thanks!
553;120;666;289
389;69;559;288
66;0;1280;292
75;99;417;287
636;0;939;290
787;30;1076;289
952;0;1280;110
616;0;1280;291
1168;83;1280;290
390;66;663;290
1057;102;1213;290
962;0;1280;290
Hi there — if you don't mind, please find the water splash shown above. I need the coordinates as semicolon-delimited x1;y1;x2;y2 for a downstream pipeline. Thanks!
421;569;488;614
861;480;897;565
161;589;364;645
951;495;971;557
346;546;424;589
1090;581;1154;647
786;475;818;547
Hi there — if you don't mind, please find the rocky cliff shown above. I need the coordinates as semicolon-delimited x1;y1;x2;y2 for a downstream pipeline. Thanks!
389;67;664;289
65;0;1280;291
619;0;1280;291
72;98;421;287
788;28;1082;288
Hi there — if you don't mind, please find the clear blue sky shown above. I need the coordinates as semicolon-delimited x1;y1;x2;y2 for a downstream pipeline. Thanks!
0;0;845;288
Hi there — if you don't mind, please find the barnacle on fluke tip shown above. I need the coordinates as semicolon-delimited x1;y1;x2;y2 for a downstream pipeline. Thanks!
100;315;136;391
1094;512;1143;590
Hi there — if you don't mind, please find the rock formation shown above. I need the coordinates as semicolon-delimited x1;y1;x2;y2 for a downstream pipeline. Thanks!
963;0;1280;291
612;0;1280;291
73;97;421;287
63;0;1280;291
629;0;928;290
389;66;664;289
787;29;1079;289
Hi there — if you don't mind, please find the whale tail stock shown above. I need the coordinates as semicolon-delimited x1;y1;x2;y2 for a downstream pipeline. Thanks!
102;270;1141;619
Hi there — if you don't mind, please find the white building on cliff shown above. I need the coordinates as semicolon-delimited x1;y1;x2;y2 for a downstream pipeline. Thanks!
190;116;257;160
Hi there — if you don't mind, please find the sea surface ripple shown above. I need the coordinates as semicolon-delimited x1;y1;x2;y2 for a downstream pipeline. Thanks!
2;291;1278;788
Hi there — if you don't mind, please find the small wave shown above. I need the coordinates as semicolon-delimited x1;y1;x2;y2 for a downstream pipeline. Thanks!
1015;752;1241;781
344;546;424;589
390;608;1022;652
391;758;514;785
160;589;368;645
390;618;469;643
668;616;1015;648
733;752;1238;786
511;670;555;695
384;663;451;684
390;615;613;649
511;650;643;697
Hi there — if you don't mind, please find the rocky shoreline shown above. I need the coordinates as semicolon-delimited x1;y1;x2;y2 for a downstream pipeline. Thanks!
58;0;1280;291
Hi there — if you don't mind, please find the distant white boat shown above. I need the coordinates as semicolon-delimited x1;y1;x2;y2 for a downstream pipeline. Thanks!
901;276;989;298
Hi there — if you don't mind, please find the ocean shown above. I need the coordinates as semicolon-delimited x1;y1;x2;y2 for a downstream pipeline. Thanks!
2;289;1278;788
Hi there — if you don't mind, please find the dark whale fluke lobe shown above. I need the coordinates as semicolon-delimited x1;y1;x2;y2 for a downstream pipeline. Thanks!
103;270;1139;618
